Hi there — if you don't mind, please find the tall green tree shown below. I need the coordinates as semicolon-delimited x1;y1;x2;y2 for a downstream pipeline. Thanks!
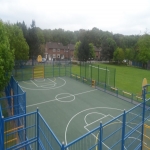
74;41;95;61
113;47;124;64
27;20;40;60
0;21;14;93
101;38;117;61
124;48;133;64
136;34;150;68
89;43;96;59
6;23;29;60
74;41;81;59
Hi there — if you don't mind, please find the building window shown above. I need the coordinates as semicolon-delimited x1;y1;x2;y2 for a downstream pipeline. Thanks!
53;54;56;58
53;49;56;52
57;54;60;58
57;49;60;52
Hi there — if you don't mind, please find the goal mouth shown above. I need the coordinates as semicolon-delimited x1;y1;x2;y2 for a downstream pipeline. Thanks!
88;65;110;85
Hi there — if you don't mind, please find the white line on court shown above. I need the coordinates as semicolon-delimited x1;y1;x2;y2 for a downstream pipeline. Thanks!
74;89;97;96
26;89;97;107
64;107;124;145
84;114;108;127
20;77;66;90
30;80;38;87
47;78;57;84
84;112;106;125
26;99;56;107
23;81;33;84
84;126;110;149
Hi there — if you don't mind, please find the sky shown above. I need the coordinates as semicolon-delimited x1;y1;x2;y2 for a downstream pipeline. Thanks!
0;0;150;35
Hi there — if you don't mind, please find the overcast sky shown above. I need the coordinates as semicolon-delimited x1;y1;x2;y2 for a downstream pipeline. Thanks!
0;0;150;35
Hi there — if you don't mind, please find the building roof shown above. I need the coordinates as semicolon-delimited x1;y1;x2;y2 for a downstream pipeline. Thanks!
46;42;64;49
46;42;100;51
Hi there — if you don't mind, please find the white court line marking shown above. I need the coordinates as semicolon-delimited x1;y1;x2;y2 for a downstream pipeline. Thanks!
23;81;33;84
65;107;146;146
84;115;108;128
30;80;38;87
109;114;144;141
34;78;45;82
27;89;97;107
40;83;56;88
65;107;124;145
84;112;106;125
74;89;97;96
27;99;56;107
47;78;57;84
20;77;66;90
55;93;75;102
84;125;110;149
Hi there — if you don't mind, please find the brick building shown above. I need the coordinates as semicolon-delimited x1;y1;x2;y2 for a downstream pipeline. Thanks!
45;42;101;61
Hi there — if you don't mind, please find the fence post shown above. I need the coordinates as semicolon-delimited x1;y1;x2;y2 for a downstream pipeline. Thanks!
1;116;4;150
59;61;60;76
98;65;99;85
114;68;116;87
80;61;81;78
99;121;103;150
116;89;118;97
141;86;146;150
105;67;107;90
53;59;54;77
37;108;39;150
91;65;92;80
61;141;65;150
70;61;71;77
17;82;19;115
85;63;86;79
65;61;66;76
121;110;126;150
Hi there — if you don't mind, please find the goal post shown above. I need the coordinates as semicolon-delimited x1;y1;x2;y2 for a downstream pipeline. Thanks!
88;65;110;85
79;62;116;87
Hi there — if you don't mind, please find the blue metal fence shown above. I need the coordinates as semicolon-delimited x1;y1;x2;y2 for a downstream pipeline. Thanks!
1;98;150;150
0;105;4;150
0;76;26;117
0;77;150;149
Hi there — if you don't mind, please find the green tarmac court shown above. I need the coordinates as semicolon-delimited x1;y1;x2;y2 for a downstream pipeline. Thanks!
18;77;144;147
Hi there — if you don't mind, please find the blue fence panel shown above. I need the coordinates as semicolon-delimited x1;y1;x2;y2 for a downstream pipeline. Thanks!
0;105;4;150
145;99;150;121
38;112;62;150
102;114;123;150
4;111;37;150
124;102;143;149
64;126;100;150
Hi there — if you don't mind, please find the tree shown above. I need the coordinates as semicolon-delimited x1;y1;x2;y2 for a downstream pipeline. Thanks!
0;21;14;94
113;47;124;64
101;38;117;61
136;34;150;68
74;41;81;59
27;20;40;60
6;23;29;60
89;43;96;60
74;41;95;61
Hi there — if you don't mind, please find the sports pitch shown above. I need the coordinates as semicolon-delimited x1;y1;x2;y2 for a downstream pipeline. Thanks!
18;76;147;147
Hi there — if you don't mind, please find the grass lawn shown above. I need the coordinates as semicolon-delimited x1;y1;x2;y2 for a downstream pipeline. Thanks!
71;63;150;95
